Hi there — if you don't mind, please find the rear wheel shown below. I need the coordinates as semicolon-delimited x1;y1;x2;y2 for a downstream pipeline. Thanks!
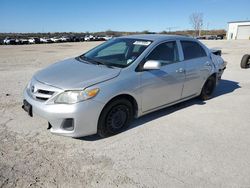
240;54;250;69
97;99;133;138
199;76;216;100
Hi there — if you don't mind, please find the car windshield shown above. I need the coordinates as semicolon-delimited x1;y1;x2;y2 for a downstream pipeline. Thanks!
78;38;152;68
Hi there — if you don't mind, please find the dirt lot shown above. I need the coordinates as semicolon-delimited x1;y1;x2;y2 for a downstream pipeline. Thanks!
0;40;250;187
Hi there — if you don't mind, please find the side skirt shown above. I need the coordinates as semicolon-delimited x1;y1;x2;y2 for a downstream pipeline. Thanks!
138;93;199;117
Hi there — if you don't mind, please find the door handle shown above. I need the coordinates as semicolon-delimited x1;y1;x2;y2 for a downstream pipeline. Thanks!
176;68;185;73
205;61;211;66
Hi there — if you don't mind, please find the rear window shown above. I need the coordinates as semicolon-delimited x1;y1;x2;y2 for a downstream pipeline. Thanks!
181;41;207;60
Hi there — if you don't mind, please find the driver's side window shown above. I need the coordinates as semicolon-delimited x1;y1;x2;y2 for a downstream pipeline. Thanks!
147;41;179;65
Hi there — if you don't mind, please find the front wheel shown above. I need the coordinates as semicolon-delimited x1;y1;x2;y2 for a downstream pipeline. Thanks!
97;99;133;138
199;76;216;100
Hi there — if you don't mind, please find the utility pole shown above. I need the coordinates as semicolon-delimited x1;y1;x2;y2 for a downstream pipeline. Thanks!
166;27;178;33
206;22;209;36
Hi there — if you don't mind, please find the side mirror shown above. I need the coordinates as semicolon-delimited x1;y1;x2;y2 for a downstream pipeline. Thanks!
143;60;161;70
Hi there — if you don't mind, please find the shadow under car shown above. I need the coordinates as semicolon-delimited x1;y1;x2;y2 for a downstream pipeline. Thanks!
79;79;240;141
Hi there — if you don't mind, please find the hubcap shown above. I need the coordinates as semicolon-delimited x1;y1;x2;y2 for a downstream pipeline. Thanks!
106;105;128;130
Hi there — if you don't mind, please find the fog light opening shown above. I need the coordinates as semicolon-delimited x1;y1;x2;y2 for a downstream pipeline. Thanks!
47;122;52;130
61;118;74;131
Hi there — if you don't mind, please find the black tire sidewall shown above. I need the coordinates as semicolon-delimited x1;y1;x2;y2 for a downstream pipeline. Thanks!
200;76;216;100
97;99;133;137
241;55;250;69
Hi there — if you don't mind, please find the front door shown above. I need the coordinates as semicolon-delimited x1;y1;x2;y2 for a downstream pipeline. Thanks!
140;41;185;112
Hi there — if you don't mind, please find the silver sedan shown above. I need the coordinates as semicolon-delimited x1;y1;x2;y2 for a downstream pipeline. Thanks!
22;35;226;137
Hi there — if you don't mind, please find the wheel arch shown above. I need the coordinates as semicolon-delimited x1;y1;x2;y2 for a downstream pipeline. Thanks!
199;72;217;94
100;94;139;119
210;72;217;79
204;72;217;85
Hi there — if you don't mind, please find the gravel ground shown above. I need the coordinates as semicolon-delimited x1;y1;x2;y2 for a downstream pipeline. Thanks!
0;40;250;188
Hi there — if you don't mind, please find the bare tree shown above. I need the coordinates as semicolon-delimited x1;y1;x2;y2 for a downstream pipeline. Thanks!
189;13;203;36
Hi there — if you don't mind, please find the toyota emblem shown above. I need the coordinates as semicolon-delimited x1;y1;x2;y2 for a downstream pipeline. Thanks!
31;85;35;93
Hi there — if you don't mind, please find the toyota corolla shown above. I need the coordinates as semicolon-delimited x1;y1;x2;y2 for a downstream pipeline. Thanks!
22;35;226;137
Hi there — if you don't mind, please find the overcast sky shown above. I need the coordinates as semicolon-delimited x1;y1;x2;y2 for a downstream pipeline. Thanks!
1;0;250;33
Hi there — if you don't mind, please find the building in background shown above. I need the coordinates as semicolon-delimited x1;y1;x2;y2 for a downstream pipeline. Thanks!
227;21;250;40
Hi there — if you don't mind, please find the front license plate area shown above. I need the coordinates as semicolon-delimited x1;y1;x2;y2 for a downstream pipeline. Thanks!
22;100;33;117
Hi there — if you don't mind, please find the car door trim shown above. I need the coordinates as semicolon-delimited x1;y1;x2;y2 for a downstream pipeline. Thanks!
142;93;197;114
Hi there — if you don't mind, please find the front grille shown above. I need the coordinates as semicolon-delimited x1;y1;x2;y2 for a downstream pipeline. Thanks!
36;96;49;101
33;89;55;101
29;80;57;102
37;89;54;95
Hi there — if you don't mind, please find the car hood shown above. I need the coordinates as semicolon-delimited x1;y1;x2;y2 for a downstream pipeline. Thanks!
34;58;121;89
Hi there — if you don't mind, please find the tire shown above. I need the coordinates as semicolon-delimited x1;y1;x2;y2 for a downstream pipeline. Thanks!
199;76;216;100
97;99;133;138
240;54;250;69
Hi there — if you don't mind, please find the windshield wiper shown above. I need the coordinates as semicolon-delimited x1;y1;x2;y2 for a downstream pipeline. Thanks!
94;59;111;67
78;55;119;68
77;55;96;64
78;55;109;66
90;58;116;68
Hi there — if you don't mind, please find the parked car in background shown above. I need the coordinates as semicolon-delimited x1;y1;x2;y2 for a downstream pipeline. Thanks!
103;36;113;41
22;34;227;138
28;38;36;44
207;35;218;40
79;36;86;42
3;37;16;45
19;38;29;45
33;37;41;44
69;36;80;42
84;35;93;41
40;38;53;43
15;39;20;44
93;36;100;41
40;38;48;43
96;36;108;41
60;36;70;42
196;36;206;40
216;35;224;40
1;35;114;45
51;37;61;43
47;38;53;43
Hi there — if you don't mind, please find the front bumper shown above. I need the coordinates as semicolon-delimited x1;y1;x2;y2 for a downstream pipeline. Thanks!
23;87;105;138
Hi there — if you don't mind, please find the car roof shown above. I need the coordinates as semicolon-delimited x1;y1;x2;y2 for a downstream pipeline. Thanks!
119;34;194;42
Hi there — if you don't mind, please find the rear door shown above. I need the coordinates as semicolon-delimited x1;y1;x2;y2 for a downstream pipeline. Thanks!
180;40;212;98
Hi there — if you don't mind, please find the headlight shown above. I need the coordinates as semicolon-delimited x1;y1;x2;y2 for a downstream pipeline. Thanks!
54;88;99;104
26;81;31;89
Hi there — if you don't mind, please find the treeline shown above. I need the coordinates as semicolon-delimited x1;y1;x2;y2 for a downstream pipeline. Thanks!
160;29;226;36
0;29;227;40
